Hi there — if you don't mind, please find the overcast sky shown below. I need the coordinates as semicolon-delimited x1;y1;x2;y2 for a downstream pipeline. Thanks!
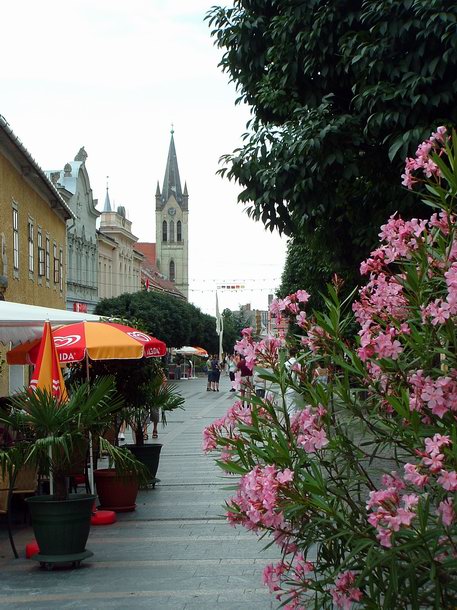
1;0;287;316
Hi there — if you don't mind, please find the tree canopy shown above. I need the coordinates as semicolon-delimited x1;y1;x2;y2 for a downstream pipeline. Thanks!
95;291;220;353
207;1;457;291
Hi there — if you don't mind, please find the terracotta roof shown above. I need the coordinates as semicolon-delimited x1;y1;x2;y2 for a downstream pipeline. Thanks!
135;242;184;300
136;242;156;265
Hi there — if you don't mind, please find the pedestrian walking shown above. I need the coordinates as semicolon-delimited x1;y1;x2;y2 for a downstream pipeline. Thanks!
210;355;221;391
228;355;237;391
206;356;212;391
237;355;253;405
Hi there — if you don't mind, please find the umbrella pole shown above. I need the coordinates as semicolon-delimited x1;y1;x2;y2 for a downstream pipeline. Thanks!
49;448;54;495
86;354;95;494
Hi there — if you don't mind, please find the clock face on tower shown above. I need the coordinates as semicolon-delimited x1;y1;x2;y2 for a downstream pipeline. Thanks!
168;207;176;216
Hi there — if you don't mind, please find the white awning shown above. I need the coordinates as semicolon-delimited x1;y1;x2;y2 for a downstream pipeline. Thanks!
0;300;101;346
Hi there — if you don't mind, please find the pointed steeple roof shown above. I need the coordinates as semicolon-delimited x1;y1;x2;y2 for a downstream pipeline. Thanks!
103;186;112;212
161;129;182;204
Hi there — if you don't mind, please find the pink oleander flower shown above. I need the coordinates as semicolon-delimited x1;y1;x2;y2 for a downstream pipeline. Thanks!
292;553;313;580
296;311;307;328
263;560;287;593
291;408;328;453
367;473;420;546
438;498;455;527
331;571;363;610
437;470;457;492
376;528;392;548
202;424;218;453
276;468;294;484
226;464;294;532
422;452;444;473
373;331;403;360
404;463;429;487
295;289;310;304
425;434;451;456
403;128;447;189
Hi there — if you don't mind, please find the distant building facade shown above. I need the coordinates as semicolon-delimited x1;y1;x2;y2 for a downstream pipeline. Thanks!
97;189;143;300
46;147;100;312
240;303;269;337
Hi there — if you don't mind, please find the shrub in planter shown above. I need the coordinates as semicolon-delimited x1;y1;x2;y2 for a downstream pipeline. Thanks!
0;377;146;567
204;128;457;608
124;372;184;485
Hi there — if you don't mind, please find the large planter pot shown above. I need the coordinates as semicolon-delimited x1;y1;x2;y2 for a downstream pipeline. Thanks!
25;493;95;569
127;443;163;484
94;468;139;512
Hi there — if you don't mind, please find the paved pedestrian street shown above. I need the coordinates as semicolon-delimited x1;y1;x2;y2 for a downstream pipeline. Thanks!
0;376;279;609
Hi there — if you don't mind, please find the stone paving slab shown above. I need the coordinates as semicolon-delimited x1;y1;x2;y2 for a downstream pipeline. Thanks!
0;376;279;609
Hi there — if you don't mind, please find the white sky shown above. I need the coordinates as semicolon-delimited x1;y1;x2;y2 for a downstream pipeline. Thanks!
1;0;287;316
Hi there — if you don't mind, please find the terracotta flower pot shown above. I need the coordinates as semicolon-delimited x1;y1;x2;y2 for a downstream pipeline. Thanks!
94;468;139;512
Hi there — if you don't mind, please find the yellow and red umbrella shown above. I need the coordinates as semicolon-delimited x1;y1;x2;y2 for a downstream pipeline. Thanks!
8;321;166;366
193;346;209;358
29;321;68;401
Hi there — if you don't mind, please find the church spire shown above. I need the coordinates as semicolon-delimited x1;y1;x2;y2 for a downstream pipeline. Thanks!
103;176;112;212
161;128;182;204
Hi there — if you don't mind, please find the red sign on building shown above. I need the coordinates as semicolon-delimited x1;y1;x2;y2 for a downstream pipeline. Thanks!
73;302;88;313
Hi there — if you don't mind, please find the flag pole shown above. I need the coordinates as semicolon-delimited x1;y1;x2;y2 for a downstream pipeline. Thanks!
216;291;223;363
86;353;95;494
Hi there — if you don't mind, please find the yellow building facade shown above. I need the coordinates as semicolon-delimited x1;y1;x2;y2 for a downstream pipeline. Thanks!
0;117;74;395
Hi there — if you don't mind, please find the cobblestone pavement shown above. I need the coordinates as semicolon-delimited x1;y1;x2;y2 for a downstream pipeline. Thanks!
0;375;278;609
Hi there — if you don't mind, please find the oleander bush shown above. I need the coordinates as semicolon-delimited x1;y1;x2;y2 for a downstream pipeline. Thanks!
204;128;457;609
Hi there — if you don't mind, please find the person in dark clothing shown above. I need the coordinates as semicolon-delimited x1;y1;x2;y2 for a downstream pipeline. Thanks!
210;355;221;391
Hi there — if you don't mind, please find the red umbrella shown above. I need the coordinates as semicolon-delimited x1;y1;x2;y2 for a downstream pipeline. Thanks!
8;321;166;365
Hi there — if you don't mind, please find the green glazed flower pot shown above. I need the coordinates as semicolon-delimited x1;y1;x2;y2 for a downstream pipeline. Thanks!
25;493;95;568
127;443;163;481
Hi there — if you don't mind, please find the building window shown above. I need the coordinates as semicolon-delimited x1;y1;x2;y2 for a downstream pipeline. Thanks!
45;236;50;281
28;219;34;274
12;206;19;271
162;220;167;242
59;248;63;291
169;220;174;242
177;221;182;242
37;230;45;276
53;243;59;284
169;259;175;282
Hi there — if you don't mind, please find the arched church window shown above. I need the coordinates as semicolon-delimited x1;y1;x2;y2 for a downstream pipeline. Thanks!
169;220;175;242
177;221;182;242
162;220;167;242
169;260;175;282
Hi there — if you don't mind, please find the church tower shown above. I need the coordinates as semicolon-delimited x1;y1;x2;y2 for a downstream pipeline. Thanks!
155;129;189;299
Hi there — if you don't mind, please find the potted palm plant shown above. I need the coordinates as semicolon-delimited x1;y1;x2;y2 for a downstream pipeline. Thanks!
68;356;184;494
124;373;185;485
0;376;147;569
